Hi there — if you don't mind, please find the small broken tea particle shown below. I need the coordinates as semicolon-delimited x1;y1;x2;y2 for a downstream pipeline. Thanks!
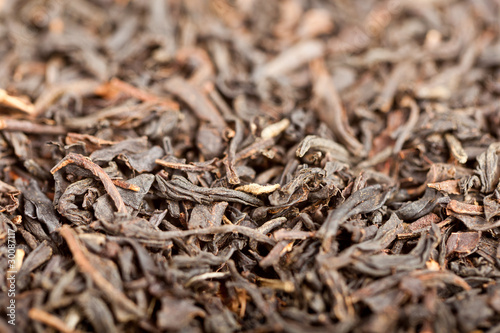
111;179;140;192
427;179;461;195
235;183;280;195
261;118;290;140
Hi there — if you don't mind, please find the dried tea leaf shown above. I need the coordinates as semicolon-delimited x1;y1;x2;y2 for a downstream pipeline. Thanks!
445;133;468;164
17;241;52;290
189;202;228;241
157;296;205;330
57;178;96;225
484;193;500;222
296;135;350;163
16;179;62;235
78;291;118;333
446;232;481;257
235;183;280;195
428;179;461;195
476;143;500;193
261;118;290;139
447;200;484;216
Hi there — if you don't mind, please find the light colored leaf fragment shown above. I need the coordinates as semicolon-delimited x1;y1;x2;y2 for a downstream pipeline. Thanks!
235;183;280;195
427;179;461;195
261;118;290;140
444;133;467;164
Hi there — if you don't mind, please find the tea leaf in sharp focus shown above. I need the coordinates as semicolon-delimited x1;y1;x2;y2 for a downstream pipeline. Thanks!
235;183;281;195
189;202;228;241
16;179;62;235
158;174;263;206
57;178;96;225
51;153;128;214
296;135;350;163
318;185;393;247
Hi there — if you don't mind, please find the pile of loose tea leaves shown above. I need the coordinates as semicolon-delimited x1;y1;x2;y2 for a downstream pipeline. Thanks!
1;0;500;332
